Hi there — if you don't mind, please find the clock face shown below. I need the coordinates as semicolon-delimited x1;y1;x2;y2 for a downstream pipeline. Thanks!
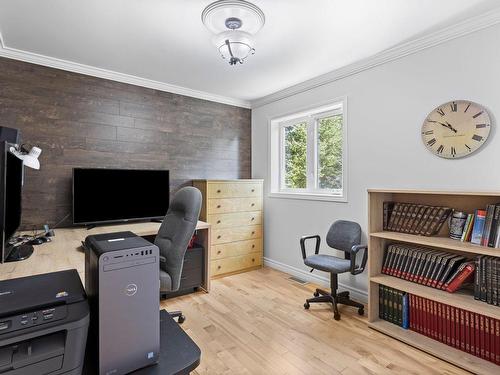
421;100;491;159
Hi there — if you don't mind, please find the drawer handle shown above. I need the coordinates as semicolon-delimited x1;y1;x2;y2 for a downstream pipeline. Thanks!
252;258;255;262
252;244;255;248
251;217;255;221
217;220;221;224
251;189;255;192
251;231;255;235
217;205;221;208
217;189;221;193
217;265;221;270
217;250;221;254
251;203;255;207
217;235;222;239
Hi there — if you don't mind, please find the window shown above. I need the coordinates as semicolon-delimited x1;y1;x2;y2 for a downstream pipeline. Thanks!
269;99;347;201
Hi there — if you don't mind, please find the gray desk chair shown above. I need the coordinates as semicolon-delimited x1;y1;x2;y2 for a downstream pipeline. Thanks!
301;220;367;320
155;186;202;323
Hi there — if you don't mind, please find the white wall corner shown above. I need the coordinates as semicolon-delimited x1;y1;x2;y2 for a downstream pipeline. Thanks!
251;6;500;108
0;31;251;109
264;257;368;304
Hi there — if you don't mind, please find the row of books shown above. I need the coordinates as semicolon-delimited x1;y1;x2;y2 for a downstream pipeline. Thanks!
379;286;500;365
383;202;452;236
462;205;500;247
382;244;474;292
475;256;500;306
378;285;409;328
409;294;500;365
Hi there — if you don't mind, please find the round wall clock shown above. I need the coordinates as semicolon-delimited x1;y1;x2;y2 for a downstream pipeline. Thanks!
421;100;491;159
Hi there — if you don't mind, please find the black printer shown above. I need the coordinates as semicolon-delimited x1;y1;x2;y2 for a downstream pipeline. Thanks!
0;269;89;375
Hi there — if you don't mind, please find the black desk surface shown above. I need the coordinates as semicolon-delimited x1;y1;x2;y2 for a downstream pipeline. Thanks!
84;310;201;375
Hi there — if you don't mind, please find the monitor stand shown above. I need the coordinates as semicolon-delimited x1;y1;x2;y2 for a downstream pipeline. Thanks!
5;243;34;262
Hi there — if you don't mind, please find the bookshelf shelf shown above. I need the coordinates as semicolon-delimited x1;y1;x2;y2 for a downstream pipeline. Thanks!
370;231;500;256
371;274;499;319
368;189;500;375
368;320;500;375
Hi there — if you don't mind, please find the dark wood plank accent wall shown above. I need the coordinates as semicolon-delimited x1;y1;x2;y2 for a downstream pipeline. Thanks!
0;57;251;229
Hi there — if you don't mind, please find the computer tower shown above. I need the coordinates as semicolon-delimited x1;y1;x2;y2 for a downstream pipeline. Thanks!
84;231;160;375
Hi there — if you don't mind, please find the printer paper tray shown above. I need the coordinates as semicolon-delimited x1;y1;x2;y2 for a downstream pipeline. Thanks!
0;331;65;375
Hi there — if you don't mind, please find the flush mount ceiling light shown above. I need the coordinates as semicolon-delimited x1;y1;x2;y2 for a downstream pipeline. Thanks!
202;0;265;66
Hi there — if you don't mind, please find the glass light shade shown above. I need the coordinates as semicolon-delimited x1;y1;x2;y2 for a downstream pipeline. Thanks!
213;30;255;62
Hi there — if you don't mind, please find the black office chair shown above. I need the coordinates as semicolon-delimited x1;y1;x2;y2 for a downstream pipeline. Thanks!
300;220;368;320
155;187;202;323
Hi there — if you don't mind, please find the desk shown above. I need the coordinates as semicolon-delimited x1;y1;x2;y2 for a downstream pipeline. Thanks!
83;310;201;375
0;221;211;292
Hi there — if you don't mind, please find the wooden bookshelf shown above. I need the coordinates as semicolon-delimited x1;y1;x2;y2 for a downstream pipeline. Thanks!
368;189;500;375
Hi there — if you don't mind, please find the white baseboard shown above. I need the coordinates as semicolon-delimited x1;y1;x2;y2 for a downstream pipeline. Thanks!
264;257;368;303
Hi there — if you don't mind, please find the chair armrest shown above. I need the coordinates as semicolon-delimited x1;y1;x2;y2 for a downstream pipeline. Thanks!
159;255;167;263
300;235;321;260
349;244;368;275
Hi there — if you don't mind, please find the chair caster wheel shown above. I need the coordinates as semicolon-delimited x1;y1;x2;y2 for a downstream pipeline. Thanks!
177;315;186;324
313;291;319;297
358;308;364;316
334;313;341;321
304;302;310;310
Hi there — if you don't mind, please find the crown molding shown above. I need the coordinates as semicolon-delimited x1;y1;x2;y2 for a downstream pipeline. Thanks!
0;34;251;109
251;7;500;109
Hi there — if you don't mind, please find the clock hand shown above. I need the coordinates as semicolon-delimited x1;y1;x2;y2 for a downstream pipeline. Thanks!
428;120;457;133
445;121;458;133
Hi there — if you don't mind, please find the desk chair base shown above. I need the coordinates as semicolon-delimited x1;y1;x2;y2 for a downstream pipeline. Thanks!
303;273;364;321
160;293;186;324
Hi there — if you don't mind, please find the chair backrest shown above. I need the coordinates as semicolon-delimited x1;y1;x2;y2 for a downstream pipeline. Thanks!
326;220;361;254
154;187;202;291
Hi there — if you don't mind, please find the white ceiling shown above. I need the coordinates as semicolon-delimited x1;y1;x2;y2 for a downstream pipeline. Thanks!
0;0;498;106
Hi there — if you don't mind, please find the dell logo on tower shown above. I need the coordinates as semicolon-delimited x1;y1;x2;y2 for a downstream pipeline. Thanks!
125;284;138;296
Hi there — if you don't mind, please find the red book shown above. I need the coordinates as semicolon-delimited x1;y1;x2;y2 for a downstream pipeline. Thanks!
449;306;456;348
495;319;500;365
437;302;443;343
455;308;460;350
444;262;475;293
445;305;451;346
417;296;422;334
465;311;470;354
432;301;438;341
424;299;430;337
489;317;496;364
475;314;481;358
480;315;485;359
409;295;415;331
459;309;466;352
485;317;491;361
469;312;475;356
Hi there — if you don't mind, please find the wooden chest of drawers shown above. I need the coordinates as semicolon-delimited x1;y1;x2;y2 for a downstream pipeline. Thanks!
193;179;263;278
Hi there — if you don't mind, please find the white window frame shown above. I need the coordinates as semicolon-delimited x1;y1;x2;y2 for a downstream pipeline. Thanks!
268;97;348;202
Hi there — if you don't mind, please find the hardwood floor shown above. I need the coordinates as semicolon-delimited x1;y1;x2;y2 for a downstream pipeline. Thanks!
161;268;470;375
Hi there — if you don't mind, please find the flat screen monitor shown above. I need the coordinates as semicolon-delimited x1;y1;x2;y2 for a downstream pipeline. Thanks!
73;168;170;225
0;144;23;262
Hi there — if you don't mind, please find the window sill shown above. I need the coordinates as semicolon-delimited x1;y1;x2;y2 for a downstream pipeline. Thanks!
268;191;348;203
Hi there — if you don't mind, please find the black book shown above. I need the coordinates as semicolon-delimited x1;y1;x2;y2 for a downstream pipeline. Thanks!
412;249;435;283
408;248;427;282
394;204;410;232
387;288;394;323
488;205;500;247
400;205;417;233
474;256;481;300
436;255;466;289
414;207;432;235
394;246;409;278
487;257;493;305
423;251;444;286
379;285;385;320
386;246;400;276
417;250;440;284
383;202;395;231
482;205;496;246
396;291;403;327
387;203;401;231
492;258;499;306
431;253;458;288
480;256;487;302
427;252;447;287
401;247;417;280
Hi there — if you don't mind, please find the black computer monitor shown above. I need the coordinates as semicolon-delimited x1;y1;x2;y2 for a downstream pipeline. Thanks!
0;141;25;263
